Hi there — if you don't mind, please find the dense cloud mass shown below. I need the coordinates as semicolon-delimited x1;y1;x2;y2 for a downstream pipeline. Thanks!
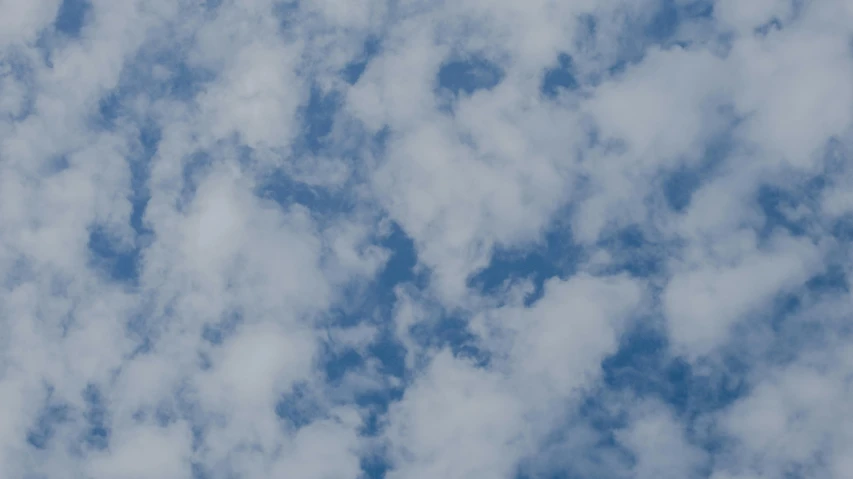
1;0;852;477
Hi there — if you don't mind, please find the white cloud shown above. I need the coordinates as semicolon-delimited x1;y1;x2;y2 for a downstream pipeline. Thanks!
0;0;61;48
386;274;642;478
195;39;304;149
383;351;530;479
87;422;194;479
727;26;853;170
494;274;644;399
714;0;794;33
617;400;708;479
664;234;822;358
2;0;853;477
715;357;853;478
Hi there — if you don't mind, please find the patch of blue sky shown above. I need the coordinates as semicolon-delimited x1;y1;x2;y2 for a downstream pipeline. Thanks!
541;53;579;99
200;309;242;347
663;166;706;213
595;225;668;278
293;85;342;155
830;215;853;242
86;226;141;283
360;457;390;479
364;328;408;383
516;469;607;479
358;385;405;476
202;0;224;11
275;382;324;429
342;36;381;85
85;125;158;285
103;49;215;118
27;389;70;451
321;222;420;332
323;348;365;385
354;225;492;371
410;316;488;366
174;148;225;214
576;0;716;83
274;1;302;31
469;225;581;306
123;295;165;358
255;167;354;218
435;55;505;112
46;154;71;175
129;125;159;232
55;0;91;38
81;384;109;451
755;182;820;239
604;327;747;419
191;462;210;479
755;18;784;36
254;83;377;220
755;0;808;36
826;136;853;240
376;223;420;290
437;57;504;96
662;132;734;212
646;0;714;44
318;222;414;379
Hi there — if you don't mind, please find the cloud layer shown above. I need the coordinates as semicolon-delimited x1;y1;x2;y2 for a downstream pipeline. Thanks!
1;0;852;477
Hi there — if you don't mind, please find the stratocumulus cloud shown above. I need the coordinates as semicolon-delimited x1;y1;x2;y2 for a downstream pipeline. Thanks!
1;0;852;477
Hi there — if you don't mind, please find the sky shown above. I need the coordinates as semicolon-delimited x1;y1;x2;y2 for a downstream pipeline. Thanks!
1;0;853;478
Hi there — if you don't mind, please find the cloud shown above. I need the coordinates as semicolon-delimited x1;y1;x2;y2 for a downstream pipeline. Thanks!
2;0;853;478
616;400;709;479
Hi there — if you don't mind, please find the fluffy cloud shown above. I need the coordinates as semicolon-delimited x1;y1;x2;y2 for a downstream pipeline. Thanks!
1;0;853;477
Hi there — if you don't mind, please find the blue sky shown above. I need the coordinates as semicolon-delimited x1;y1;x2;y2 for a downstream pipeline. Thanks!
1;0;853;477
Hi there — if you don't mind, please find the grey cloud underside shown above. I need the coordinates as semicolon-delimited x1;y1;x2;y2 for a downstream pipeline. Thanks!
1;0;853;478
